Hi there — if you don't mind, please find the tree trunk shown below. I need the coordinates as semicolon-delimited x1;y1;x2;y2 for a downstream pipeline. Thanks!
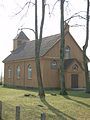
35;0;45;98
35;52;45;97
60;0;67;95
83;0;90;93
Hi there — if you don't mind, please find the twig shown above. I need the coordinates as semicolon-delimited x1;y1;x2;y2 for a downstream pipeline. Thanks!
50;0;59;15
17;27;35;35
14;0;35;16
45;4;50;15
65;11;87;23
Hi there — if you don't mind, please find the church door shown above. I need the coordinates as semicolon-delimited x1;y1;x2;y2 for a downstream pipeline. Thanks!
71;74;78;88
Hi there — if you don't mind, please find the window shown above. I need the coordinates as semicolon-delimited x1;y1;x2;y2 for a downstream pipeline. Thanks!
28;65;32;79
64;46;71;59
8;66;12;78
16;66;20;79
17;40;22;47
51;60;57;69
72;64;78;71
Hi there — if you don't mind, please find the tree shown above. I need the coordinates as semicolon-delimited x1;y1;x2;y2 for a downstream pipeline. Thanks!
16;0;46;98
35;0;46;98
83;0;90;93
60;0;67;95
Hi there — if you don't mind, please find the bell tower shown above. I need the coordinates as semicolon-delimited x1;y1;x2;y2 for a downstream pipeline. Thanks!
13;31;29;50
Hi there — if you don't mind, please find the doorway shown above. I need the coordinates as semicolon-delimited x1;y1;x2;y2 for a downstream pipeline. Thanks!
71;74;78;88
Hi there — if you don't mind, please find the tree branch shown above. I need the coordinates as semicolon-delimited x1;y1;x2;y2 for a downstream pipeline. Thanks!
39;0;46;48
50;0;59;15
83;0;89;50
45;4;50;15
14;0;35;16
17;27;35;35
70;24;85;28
35;0;38;40
65;11;87;23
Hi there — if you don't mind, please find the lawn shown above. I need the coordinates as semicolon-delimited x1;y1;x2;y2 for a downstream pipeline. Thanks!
0;86;90;120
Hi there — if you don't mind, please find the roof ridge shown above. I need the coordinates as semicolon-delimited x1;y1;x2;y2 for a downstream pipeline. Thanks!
14;31;29;40
2;33;63;62
42;33;60;39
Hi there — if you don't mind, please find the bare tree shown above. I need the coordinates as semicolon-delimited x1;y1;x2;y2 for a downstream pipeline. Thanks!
52;0;90;94
83;0;90;93
35;0;45;98
60;0;67;95
16;0;46;98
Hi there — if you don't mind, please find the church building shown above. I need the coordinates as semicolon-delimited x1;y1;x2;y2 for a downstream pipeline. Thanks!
3;25;88;89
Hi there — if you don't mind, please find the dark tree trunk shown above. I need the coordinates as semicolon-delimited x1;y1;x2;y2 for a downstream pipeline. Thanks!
83;0;90;93
60;0;67;95
35;0;45;98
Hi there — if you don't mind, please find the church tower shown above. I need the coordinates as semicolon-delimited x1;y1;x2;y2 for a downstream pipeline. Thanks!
13;31;29;50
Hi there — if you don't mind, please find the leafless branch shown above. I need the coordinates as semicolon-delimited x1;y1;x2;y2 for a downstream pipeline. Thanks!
70;24;85;27
65;0;69;8
12;0;35;22
50;0;59;15
49;0;68;16
65;11;87;23
45;4;50;15
35;0;38;40
65;0;71;15
14;0;35;16
39;0;46;47
83;0;90;50
17;27;35;35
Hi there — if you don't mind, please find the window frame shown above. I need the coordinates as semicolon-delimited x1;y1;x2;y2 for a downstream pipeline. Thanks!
28;65;32;80
72;64;78;72
8;66;12;79
64;45;71;59
16;65;20;79
51;60;57;69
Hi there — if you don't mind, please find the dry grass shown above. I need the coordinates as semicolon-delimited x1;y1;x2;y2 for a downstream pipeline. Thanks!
0;86;90;120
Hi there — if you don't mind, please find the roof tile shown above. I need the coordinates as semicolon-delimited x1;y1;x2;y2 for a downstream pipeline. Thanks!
3;34;60;62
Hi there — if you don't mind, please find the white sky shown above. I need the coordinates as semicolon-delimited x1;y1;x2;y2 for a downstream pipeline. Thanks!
0;0;90;75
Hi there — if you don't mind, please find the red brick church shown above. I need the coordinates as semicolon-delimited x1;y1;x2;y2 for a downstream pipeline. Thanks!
3;25;89;89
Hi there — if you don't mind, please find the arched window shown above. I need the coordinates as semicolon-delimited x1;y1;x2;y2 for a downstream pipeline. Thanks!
72;64;78;71
28;65;32;79
65;46;71;59
51;60;57;69
16;66;20;79
8;66;12;78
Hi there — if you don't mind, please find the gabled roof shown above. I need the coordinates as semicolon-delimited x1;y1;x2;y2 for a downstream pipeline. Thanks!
14;31;29;40
3;31;89;63
3;34;60;62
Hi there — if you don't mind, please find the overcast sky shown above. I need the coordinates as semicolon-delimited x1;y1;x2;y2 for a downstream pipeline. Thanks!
0;0;90;75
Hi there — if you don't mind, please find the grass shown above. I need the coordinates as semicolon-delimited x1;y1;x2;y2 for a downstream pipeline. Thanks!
0;86;90;120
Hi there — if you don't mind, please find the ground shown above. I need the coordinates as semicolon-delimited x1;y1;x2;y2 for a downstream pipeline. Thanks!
0;86;90;120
